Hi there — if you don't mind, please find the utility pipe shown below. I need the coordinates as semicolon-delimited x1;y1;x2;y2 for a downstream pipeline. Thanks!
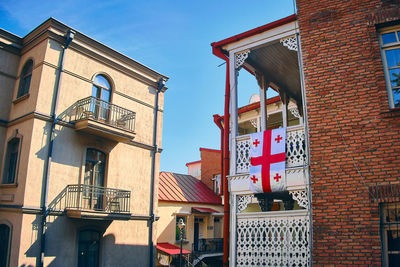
39;29;75;267
211;45;230;267
148;78;167;267
213;114;224;196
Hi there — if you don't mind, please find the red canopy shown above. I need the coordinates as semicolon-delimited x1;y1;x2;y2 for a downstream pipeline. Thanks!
156;243;190;255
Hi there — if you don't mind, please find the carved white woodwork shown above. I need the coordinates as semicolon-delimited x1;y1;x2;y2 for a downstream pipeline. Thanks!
237;195;253;213
286;128;306;167
235;50;250;69
280;35;298;51
289;107;301;118
236;136;251;173
236;212;309;266
235;127;306;173
289;190;308;209
250;119;258;128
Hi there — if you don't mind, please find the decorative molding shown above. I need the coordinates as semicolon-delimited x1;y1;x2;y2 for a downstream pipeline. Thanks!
237;195;252;213
289;108;301;119
235;50;250;70
280;36;298;52
289;190;308;209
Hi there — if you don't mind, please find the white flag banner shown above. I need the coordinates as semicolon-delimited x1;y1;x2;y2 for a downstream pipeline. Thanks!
249;128;286;193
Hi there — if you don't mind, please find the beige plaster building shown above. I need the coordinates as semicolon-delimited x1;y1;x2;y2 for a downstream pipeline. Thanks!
0;18;168;267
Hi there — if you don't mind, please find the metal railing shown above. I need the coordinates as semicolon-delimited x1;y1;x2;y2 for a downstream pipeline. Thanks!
65;184;131;213
192;238;223;254
67;96;136;132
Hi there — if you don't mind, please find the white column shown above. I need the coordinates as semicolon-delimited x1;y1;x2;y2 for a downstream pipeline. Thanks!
229;50;238;176
229;193;237;267
281;91;288;128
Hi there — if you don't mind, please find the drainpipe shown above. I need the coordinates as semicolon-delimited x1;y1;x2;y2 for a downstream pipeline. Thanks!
211;45;230;267
148;78;167;267
39;29;75;267
213;114;224;196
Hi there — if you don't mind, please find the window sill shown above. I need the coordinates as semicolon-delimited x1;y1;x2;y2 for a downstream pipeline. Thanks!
0;183;18;188
13;93;30;104
381;107;400;118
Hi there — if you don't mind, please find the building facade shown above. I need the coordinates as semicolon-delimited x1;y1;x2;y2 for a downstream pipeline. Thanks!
157;172;223;266
0;18;168;266
212;1;400;266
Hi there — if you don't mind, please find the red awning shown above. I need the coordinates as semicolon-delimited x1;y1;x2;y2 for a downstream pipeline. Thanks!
191;207;220;214
156;243;191;255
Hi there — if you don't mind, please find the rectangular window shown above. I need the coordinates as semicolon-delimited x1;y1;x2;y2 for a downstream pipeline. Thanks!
380;28;400;108
2;138;20;184
175;216;186;241
380;202;400;266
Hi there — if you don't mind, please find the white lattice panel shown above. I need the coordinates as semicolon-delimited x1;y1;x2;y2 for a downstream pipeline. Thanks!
235;127;306;173
286;129;306;167
237;195;253;213
289;190;308;209
236;213;309;267
236;137;251;173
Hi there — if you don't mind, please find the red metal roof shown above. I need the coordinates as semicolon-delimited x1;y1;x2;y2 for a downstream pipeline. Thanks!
156;243;190;255
211;14;297;49
191;207;220;214
158;172;222;205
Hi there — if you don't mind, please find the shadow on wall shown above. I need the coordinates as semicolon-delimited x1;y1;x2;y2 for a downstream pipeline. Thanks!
23;215;150;267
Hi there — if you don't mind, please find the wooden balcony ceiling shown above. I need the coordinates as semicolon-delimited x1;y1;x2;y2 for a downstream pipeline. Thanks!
246;40;301;103
158;172;222;205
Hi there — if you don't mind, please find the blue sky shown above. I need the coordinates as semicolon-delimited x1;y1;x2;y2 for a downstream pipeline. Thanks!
0;0;295;174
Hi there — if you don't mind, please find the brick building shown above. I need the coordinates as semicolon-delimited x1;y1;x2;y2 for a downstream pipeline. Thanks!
211;1;400;266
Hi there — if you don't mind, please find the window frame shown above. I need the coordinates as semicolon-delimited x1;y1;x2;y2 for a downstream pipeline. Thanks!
1;136;22;185
379;201;400;267
379;26;400;109
16;59;33;99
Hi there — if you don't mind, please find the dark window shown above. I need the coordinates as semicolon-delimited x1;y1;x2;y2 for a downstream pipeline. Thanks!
2;138;20;184
83;149;106;210
380;202;400;266
78;230;100;267
17;60;33;98
0;224;11;267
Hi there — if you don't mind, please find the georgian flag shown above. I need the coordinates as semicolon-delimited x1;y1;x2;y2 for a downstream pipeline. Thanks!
249;128;286;193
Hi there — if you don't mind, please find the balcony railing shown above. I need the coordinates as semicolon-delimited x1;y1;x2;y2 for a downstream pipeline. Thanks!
67;96;136;132
236;125;306;174
192;238;223;254
65;184;131;214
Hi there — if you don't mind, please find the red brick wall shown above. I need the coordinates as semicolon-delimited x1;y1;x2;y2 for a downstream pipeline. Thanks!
296;0;400;265
200;148;221;191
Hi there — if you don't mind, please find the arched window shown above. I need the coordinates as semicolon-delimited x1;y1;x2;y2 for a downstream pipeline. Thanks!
91;75;112;120
17;59;33;98
92;75;111;103
2;137;21;184
0;224;11;267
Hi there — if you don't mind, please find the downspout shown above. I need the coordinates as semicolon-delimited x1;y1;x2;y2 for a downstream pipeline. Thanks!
213;114;224;197
148;78;167;267
212;45;230;267
39;29;75;267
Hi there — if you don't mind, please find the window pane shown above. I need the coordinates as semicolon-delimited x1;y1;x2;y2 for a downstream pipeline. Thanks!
2;138;20;184
389;69;400;87
389;254;400;267
385;49;400;68
382;32;397;44
0;224;10;267
93;75;110;89
101;89;110;102
393;88;400;108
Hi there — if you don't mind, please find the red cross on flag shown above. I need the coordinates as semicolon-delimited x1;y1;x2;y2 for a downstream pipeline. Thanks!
249;128;286;193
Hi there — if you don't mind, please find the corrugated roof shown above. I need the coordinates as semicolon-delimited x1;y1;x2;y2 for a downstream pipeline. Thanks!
158;172;222;205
